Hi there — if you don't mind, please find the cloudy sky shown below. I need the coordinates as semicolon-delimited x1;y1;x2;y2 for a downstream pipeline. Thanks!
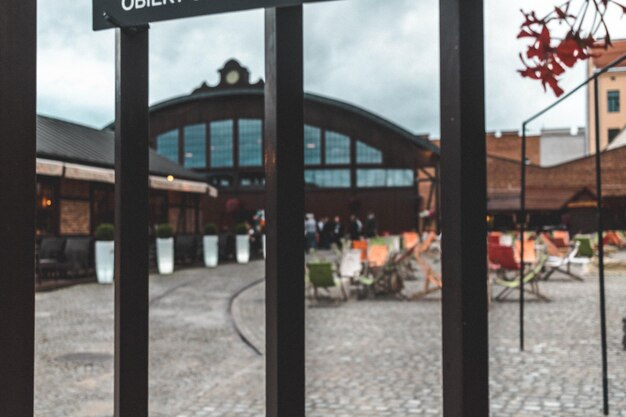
37;0;626;138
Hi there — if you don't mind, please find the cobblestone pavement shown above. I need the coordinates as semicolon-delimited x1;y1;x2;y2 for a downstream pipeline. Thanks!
36;258;626;416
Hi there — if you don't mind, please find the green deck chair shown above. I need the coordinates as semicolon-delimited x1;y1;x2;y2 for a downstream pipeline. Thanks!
574;236;594;258
307;262;348;301
494;255;550;302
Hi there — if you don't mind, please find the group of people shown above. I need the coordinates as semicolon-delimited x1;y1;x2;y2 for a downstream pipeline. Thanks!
304;212;378;252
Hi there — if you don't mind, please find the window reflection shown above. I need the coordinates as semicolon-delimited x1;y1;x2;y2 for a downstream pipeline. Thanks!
156;129;179;164
239;119;263;167
211;120;234;168
356;140;382;164
304;125;321;165
305;169;350;188
325;131;351;165
184;124;206;168
357;169;413;187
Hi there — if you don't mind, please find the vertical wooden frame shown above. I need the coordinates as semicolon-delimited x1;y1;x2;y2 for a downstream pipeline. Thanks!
114;27;150;417
0;1;37;415
439;0;489;416
264;5;305;417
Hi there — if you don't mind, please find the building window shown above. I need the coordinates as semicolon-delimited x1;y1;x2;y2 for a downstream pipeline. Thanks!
608;90;620;113
238;119;263;167
386;169;414;187
357;169;386;187
240;173;266;187
608;128;621;144
325;131;351;165
305;169;350;188
210;120;234;168
357;169;414;188
156;129;179;164
208;174;233;189
304;125;321;165
183;124;206;168
356;140;382;164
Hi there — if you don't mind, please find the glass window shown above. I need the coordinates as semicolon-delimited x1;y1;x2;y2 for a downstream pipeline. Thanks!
304;125;321;165
305;169;350;188
208;174;233;189
325;131;351;165
357;169;386;187
608;128;621;144
210;120;234;168
238;119;263;167
183;124;206;168
386;169;414;187
156;129;179;164
240;173;266;187
608;90;620;113
357;169;414;188
356;141;382;164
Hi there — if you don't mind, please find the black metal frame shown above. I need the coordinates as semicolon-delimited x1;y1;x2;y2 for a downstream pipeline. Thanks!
440;0;489;415
264;7;305;415
2;0;490;415
519;52;626;416
0;2;37;416
114;27;151;416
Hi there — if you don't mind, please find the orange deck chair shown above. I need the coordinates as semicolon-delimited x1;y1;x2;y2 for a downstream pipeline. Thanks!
352;240;368;262
367;244;389;269
402;232;419;251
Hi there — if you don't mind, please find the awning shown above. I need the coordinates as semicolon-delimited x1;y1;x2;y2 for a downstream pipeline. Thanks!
36;159;217;197
65;163;115;184
149;176;217;197
36;159;64;177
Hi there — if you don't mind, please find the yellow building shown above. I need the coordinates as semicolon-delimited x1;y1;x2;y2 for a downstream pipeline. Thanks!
587;39;626;153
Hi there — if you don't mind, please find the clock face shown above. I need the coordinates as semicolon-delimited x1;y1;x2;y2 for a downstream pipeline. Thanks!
226;70;240;85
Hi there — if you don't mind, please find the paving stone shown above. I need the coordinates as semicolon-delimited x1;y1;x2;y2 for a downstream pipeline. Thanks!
34;256;626;416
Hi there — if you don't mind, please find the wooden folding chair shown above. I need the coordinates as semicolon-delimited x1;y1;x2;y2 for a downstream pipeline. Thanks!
410;233;443;300
352;240;368;262
494;254;550;302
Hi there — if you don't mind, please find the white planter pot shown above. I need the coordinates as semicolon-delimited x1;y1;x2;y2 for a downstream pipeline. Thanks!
203;235;219;268
95;241;115;284
236;235;250;264
156;237;174;274
262;234;266;259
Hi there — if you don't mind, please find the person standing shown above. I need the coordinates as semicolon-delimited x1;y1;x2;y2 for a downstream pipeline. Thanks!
364;212;377;238
332;216;344;249
304;213;318;252
348;214;362;241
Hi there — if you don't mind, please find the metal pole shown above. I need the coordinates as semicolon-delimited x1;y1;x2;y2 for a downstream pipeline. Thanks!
114;27;150;417
593;76;610;416
264;6;305;417
440;0;489;415
519;123;527;352
0;1;36;415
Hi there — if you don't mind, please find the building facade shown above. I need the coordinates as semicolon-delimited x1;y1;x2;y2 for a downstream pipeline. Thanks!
148;60;440;234
588;39;626;153
36;116;215;237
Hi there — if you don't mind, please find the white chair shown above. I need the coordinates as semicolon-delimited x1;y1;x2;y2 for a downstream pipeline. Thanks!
339;249;363;282
544;241;584;281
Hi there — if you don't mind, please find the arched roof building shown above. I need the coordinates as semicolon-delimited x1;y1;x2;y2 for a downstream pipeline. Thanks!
147;59;439;233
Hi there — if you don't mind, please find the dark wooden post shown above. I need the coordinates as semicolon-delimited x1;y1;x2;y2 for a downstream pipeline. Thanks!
264;5;305;417
0;1;37;415
439;0;489;416
593;77;609;416
114;27;150;417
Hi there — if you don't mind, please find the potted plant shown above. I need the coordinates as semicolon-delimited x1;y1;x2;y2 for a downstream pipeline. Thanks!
235;222;250;264
155;223;174;274
203;223;219;268
94;223;115;284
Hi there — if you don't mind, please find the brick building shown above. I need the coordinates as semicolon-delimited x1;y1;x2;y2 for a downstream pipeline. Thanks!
146;59;440;233
36;116;216;237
